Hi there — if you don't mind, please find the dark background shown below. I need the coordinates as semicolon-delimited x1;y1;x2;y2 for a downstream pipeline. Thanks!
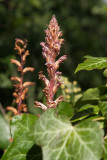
0;0;107;111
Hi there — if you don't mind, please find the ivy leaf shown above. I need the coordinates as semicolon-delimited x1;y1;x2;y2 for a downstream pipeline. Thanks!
75;56;107;73
0;114;10;149
74;86;107;112
81;88;100;101
99;101;107;119
103;136;107;159
34;109;103;160
1;114;42;160
103;68;107;77
70;104;99;123
58;102;74;117
79;104;99;114
81;86;107;101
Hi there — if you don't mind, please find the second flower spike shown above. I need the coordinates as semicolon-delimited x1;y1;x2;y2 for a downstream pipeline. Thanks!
7;39;35;115
35;15;67;110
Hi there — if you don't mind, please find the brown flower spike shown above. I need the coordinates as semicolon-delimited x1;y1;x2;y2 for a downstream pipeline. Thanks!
34;15;67;110
7;39;34;115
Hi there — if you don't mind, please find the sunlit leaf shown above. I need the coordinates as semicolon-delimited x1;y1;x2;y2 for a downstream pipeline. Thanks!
58;102;74;117
103;68;107;77
34;109;103;160
0;114;10;149
81;88;100;101
75;56;107;73
103;136;107;159
1;114;42;160
99;101;107;119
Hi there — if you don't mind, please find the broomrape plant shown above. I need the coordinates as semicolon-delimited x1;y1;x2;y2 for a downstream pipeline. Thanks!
1;15;107;160
34;15;67;110
7;39;35;115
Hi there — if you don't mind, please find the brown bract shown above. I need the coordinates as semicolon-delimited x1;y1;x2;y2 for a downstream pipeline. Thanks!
34;15;67;110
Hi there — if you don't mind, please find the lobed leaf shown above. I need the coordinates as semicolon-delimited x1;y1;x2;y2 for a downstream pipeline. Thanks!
99;101;107;119
34;109;104;160
103;136;107;159
0;114;10;150
81;88;100;101
71;104;99;122
75;56;107;73
74;85;107;112
103;68;107;77
1;114;42;160
58;101;74;117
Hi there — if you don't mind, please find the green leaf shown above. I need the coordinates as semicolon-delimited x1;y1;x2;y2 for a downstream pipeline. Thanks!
79;104;99;114
82;88;100;101
101;94;107;100
81;86;107;101
0;73;12;88
1;114;42;160
99;101;107;119
103;136;107;159
75;56;107;73
58;102;74;117
70;104;99;123
74;86;107;112
30;0;41;8
0;114;10;149
34;109;103;160
103;68;107;77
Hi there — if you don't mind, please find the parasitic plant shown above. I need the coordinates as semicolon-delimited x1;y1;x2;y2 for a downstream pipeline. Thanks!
34;15;67;110
7;39;35;115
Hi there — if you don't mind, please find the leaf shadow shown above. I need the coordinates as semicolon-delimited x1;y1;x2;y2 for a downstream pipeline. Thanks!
71;108;94;120
26;144;42;160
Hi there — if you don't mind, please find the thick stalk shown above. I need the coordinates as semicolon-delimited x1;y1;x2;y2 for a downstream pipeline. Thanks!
49;78;54;100
18;54;24;113
48;68;56;108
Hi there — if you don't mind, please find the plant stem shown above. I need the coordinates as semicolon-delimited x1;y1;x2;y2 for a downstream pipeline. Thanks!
18;54;24;114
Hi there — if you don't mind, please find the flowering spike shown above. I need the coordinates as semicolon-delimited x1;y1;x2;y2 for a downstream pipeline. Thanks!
35;15;67;110
7;39;35;115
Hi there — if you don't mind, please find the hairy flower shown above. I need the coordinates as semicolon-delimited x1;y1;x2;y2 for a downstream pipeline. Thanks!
35;15;67;110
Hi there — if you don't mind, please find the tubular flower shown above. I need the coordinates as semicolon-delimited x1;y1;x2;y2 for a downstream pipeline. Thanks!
7;39;35;115
34;15;67;110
